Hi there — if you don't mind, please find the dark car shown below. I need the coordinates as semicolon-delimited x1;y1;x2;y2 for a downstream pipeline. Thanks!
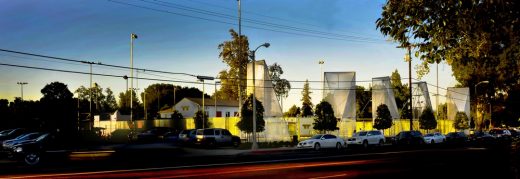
194;128;241;148
394;131;425;145
468;131;495;146
445;132;468;145
9;133;67;165
163;130;182;143
178;129;197;145
0;128;27;144
135;127;175;143
2;132;42;150
489;129;512;141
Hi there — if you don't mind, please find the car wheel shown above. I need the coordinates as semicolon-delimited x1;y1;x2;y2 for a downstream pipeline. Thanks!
314;143;321;151
233;140;240;148
431;140;435;144
336;143;342;150
379;140;384;147
24;153;41;166
363;140;368;149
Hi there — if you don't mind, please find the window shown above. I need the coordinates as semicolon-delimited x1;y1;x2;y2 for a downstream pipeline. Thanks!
215;130;221;136
223;130;231;136
182;106;189;111
324;135;336;139
225;112;231;117
303;124;310;129
203;129;214;135
216;111;222;117
234;112;238;116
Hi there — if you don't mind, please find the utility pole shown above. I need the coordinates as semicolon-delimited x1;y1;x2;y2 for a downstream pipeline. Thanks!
436;62;439;132
197;76;215;129
130;33;138;124
398;44;414;131
237;0;242;118
215;81;220;117
319;60;324;100
16;82;27;101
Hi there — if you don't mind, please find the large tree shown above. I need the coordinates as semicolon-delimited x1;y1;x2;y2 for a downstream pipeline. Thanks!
390;70;411;119
217;29;250;101
237;94;265;134
301;79;314;117
356;86;372;118
118;90;143;120
419;108;437;131
454;112;470;130
373;104;393;131
75;84;117;116
284;105;301;117
40;82;76;135
269;63;291;110
313;101;338;133
377;0;520;124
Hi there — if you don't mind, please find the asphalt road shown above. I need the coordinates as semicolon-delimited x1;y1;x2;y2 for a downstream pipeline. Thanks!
1;144;515;179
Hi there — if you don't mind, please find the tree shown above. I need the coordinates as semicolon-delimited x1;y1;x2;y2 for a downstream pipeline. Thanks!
171;110;185;131
390;70;411;119
419;108;437;131
269;63;291;110
356;86;372;118
284;105;300;117
75;84;117;115
194;110;211;129
301;79;313;117
214;70;239;101
454;112;470;130
313;101;338;133
437;103;448;120
40;82;76;135
376;1;520;125
237;94;265;134
118;90;143;120
373;104;393;131
104;88;117;114
217;29;250;101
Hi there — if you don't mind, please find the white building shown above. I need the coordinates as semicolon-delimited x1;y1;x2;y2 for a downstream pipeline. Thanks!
159;97;239;118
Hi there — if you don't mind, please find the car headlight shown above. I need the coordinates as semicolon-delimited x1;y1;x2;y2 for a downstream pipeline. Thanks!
14;147;23;153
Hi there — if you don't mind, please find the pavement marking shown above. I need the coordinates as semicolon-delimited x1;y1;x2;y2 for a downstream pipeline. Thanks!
309;173;348;179
4;148;477;179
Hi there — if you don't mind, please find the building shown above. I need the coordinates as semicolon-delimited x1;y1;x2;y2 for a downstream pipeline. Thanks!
159;97;239;118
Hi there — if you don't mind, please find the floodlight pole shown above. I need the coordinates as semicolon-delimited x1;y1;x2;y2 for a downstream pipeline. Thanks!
250;43;270;150
197;76;214;129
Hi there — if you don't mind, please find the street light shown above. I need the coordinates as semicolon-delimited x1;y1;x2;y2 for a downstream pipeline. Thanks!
215;81;221;118
249;42;270;150
397;44;414;130
475;80;489;130
130;33;138;123
16;82;28;101
197;75;215;129
318;60;324;100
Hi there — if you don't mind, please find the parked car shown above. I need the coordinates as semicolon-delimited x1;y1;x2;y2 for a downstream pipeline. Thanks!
489;129;512;141
298;134;346;151
0;128;28;144
347;130;385;148
468;131;496;146
2;132;42;150
445;132;468;145
178;129;197;145
194;128;241;147
394;131;425;145
8;133;67;165
424;132;446;144
163;130;182;143
135;127;175;143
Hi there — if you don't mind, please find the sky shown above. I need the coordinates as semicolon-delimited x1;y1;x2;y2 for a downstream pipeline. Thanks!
0;0;458;111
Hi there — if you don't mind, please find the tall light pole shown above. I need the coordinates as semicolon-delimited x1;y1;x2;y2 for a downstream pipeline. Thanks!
130;33;138;124
398;44;413;131
249;42;270;150
197;76;214;129
475;80;489;130
81;61;95;122
319;60;324;100
237;0;243;118
16;82;27;101
215;81;221;117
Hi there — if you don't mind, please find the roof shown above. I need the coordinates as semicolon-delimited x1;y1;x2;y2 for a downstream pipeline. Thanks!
185;97;239;107
158;108;175;113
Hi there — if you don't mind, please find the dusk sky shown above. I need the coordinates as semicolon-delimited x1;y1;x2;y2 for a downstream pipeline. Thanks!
0;0;457;111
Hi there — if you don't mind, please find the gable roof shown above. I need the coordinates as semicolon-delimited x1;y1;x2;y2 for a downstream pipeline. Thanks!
185;97;239;107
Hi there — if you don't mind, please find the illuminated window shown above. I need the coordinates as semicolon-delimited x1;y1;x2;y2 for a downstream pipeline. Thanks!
225;112;231;117
182;106;189;111
303;124;310;129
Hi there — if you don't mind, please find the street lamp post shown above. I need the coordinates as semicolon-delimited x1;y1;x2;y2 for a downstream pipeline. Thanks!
249;42;270;150
319;60;324;100
16;82;27;101
197;76;214;129
397;44;414;130
475;81;489;130
130;33;138;124
215;81;220;117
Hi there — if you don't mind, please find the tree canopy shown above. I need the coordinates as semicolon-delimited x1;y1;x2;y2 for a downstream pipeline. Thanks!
237;94;265;133
194;110;210;129
419;108;437;130
40;82;76;134
217;29;250;102
301;79;314;117
373;104;393;130
313;101;338;133
356;86;372;118
454;112;470;130
284;105;300;117
390;69;411;119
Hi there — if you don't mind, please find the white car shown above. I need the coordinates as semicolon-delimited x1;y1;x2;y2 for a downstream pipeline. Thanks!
347;130;385;148
424;132;446;144
297;134;346;150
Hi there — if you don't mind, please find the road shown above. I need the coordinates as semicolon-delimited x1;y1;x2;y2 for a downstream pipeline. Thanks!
1;145;514;179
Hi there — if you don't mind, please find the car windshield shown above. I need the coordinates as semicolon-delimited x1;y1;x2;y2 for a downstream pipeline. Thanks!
356;132;367;136
425;134;434;137
35;133;49;142
310;135;323;139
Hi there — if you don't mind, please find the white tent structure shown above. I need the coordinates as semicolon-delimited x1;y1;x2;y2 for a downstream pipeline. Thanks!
323;72;356;119
412;82;433;119
246;60;283;117
372;77;400;121
447;87;471;121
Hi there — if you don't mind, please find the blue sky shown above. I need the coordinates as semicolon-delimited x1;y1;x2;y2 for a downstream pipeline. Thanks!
0;0;457;110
